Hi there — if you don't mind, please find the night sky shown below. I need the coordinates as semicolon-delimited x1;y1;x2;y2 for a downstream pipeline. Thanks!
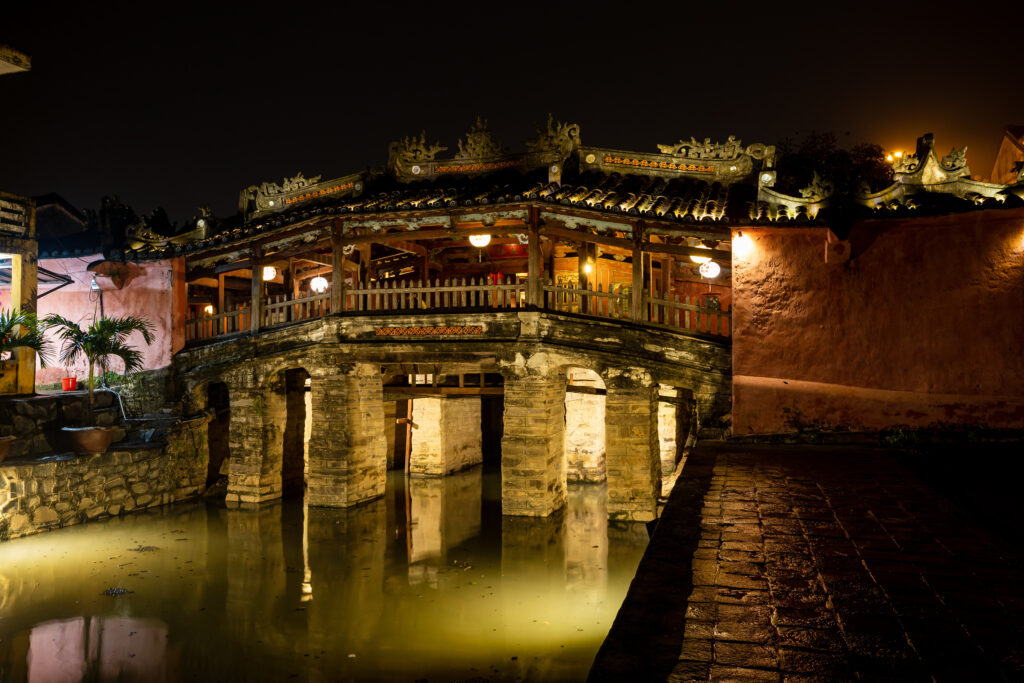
2;2;1019;223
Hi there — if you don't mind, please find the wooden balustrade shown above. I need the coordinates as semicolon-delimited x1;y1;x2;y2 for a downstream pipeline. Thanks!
185;276;730;346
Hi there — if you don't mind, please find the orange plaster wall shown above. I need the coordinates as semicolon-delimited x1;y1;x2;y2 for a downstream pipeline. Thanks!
35;255;179;385
731;208;1024;433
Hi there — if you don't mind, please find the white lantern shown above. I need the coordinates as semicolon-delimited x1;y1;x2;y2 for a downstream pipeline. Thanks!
262;265;277;281
699;260;721;279
469;234;491;248
310;276;329;293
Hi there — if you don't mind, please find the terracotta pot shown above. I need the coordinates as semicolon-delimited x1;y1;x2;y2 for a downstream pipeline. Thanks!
0;435;14;464
62;426;116;455
61;377;78;391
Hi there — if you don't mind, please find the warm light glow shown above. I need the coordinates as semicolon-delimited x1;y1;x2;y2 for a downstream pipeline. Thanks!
690;244;712;264
203;305;214;315
262;266;277;281
310;276;329;293
583;261;593;275
469;234;491;248
886;154;894;162
699;260;721;279
732;233;754;259
894;151;903;158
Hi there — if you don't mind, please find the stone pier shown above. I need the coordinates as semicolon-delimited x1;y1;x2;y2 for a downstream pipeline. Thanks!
225;369;267;505
409;397;482;476
306;361;387;508
501;368;566;517
605;371;661;522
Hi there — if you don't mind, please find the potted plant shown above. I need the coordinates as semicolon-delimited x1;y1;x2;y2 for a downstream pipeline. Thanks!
0;308;53;462
43;314;154;455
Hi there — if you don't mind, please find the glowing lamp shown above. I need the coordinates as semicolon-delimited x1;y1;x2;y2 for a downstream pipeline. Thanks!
583;261;593;275
203;304;214;315
262;265;277;281
699;260;721;279
886;154;894;162
894;151;903;158
469;234;491;248
732;233;754;259
310;276;329;293
690;244;712;264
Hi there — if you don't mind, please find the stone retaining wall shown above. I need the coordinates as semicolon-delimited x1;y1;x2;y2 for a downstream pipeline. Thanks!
0;390;119;460
0;419;208;541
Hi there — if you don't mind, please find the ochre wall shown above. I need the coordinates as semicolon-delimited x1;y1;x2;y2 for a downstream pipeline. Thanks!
731;208;1024;434
35;256;180;385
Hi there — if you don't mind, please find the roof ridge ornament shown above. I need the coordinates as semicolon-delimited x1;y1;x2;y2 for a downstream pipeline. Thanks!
454;117;504;161
388;131;448;175
656;135;745;161
525;114;581;157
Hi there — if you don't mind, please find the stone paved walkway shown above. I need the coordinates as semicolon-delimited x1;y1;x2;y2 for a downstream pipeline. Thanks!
590;443;1024;682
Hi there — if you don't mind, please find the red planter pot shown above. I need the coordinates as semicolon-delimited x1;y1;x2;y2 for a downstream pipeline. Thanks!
61;377;78;391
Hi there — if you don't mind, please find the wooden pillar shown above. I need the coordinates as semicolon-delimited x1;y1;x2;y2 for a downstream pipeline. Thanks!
527;207;540;307
630;227;644;321
250;247;263;333
217;273;225;334
578;240;592;314
330;221;345;313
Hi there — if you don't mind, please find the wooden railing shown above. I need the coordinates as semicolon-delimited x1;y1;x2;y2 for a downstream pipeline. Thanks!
263;291;331;327
542;280;630;320
344;277;526;312
185;306;251;344
185;276;730;346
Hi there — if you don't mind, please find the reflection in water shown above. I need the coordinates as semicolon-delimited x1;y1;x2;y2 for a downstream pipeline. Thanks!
0;468;648;682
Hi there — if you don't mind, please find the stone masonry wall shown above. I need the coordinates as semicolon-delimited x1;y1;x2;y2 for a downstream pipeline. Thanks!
605;371;661;522
0;417;207;541
409;397;482;476
564;391;606;483
0;391;119;460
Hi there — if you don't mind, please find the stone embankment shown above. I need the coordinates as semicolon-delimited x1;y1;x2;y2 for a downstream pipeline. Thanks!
0;392;208;541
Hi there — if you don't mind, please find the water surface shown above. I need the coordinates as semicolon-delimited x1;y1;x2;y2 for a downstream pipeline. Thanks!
0;468;648;682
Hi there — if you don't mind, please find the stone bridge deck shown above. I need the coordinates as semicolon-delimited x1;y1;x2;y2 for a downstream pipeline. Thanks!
174;310;731;521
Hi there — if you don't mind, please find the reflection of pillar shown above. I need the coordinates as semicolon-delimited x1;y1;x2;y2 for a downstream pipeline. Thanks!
301;502;313;601
307;360;386;508
409;397;482;476
605;373;661;522
408;467;482;562
565;483;608;597
501;368;566;516
306;498;387;652
383;400;397;470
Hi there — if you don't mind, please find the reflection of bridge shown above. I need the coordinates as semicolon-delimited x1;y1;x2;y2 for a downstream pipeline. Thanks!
176;307;730;522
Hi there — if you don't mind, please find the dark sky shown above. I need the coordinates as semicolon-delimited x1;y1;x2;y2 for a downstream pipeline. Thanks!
2;2;1019;223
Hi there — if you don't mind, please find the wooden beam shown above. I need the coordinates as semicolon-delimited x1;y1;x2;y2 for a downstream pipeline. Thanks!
527;206;540;306
250;246;263;332
566;385;607;396
340;229;452;245
631;224;644;320
640;241;730;261
540;224;633;250
331;221;345;313
384;386;505;396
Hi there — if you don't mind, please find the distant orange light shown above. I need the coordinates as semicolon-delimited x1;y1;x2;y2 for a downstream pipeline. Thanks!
894;151;903;158
886;154;894;162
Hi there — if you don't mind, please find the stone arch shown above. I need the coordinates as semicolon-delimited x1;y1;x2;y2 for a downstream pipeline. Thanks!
180;378;231;491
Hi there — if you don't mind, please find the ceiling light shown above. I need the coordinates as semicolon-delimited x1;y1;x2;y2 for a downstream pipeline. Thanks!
690;244;712;264
262;266;277;281
469;234;491;248
699;261;721;279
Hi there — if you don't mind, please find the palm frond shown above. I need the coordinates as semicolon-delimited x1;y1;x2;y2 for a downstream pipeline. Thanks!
0;309;54;367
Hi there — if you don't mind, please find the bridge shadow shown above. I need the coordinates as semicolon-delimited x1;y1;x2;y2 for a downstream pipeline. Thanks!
588;446;716;682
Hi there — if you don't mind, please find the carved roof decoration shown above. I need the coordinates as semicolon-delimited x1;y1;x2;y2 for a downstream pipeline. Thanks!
454;117;505;161
114;127;1024;261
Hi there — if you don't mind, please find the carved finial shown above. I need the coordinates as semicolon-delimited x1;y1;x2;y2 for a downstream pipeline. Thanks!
941;146;968;172
656;135;743;160
454;117;504;160
799;172;834;200
525;114;581;156
388;131;448;172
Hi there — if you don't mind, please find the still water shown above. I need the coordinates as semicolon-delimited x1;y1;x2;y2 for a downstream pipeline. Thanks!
0;468;648;682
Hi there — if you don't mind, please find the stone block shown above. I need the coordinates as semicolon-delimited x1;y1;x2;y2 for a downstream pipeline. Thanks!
107;503;121;516
12;415;34;436
32;506;58;525
7;513;29;534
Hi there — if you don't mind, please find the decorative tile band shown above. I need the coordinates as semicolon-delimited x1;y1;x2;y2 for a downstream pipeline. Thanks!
433;160;521;174
284;181;356;205
602;156;715;173
375;325;485;336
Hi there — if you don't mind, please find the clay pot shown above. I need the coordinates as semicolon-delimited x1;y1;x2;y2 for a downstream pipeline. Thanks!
0;435;14;464
62;426;116;455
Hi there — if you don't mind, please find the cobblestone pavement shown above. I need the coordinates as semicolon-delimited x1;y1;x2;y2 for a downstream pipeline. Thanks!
590;443;1024;682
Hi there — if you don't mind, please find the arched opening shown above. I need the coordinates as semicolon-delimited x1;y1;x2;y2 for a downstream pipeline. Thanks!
206;382;230;490
282;368;310;497
564;367;606;483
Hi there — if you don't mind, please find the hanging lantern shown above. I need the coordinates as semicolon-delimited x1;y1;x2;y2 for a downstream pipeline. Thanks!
583;260;593;275
262;265;278;281
469;234;491;248
699;260;721;279
690;244;711;264
310;276;329;293
203;304;215;315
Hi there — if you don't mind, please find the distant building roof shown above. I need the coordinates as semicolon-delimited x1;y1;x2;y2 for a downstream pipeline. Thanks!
0;45;30;76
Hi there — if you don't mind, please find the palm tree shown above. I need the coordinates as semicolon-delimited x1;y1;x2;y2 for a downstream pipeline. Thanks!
0;308;52;376
43;314;155;422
